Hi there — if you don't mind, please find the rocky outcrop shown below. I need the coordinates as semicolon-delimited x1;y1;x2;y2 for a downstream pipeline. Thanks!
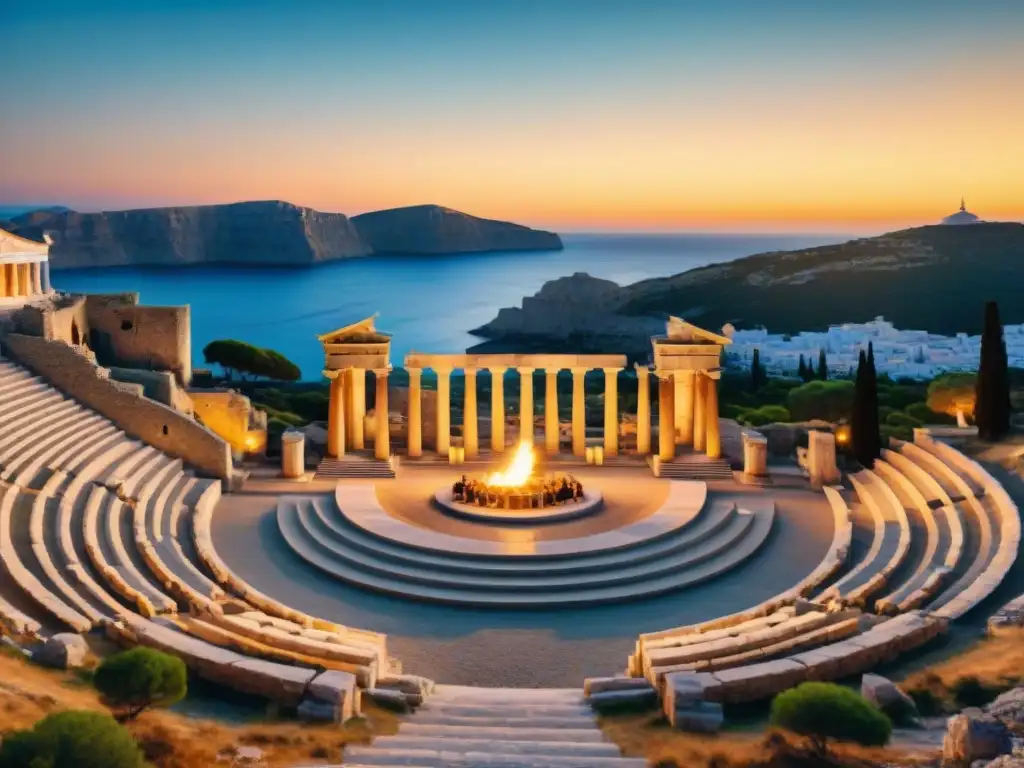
8;201;560;269
470;272;662;352
942;710;1012;766
351;204;562;254
35;633;90;669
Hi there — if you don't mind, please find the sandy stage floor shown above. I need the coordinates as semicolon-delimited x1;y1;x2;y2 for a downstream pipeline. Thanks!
211;468;834;687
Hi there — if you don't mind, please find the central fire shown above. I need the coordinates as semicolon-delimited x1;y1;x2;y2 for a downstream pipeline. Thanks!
484;441;536;488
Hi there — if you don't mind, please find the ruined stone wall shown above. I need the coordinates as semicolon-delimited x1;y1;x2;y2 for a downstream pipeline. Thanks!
190;390;266;454
2;333;231;480
85;296;192;386
11;295;89;343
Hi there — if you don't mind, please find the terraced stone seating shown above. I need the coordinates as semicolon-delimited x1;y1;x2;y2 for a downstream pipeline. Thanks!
274;482;775;607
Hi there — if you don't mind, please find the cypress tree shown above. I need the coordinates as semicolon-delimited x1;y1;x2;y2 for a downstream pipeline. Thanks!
975;300;1011;440
817;349;828;380
751;348;763;390
798;355;807;381
852;348;881;467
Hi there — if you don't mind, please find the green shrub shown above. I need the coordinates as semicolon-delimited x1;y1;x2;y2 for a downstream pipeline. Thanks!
741;405;791;426
951;676;1001;708
770;682;892;746
905;401;956;425
881;424;914;444
203;339;301;382
94;647;187;720
886;411;922;428
0;710;144;768
926;372;977;419
786;380;855;422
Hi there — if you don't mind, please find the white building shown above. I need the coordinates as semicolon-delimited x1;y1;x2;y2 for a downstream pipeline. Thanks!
727;316;1024;380
0;226;53;306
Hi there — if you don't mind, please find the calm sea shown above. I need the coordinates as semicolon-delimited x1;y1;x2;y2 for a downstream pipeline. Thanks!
54;233;847;379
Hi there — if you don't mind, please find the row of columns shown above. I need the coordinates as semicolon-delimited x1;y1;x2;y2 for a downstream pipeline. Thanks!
406;366;624;460
326;368;390;461
646;369;722;460
0;261;47;299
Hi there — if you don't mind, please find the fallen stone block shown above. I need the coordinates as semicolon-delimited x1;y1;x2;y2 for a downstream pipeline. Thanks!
584;675;654;697
589;687;659;713
35;633;89;670
363;687;411;713
942;709;1012;766
297;697;341;724
671;700;724;733
861;673;917;723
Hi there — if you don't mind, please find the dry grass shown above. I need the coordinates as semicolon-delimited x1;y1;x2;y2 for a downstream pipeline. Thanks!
0;647;400;767
597;708;929;767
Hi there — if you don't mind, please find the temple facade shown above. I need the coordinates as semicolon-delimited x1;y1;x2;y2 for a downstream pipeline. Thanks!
0;227;52;304
320;316;730;463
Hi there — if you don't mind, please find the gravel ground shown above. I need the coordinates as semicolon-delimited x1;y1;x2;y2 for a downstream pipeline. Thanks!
211;471;833;687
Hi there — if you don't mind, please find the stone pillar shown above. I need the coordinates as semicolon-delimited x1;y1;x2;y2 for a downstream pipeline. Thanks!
40;260;51;293
490;367;506;453
693;373;707;453
603;368;620;456
407;368;422;458
9;262;20;298
17;263;30;296
436;367;451;457
0;264;8;297
545;370;560;455
808;431;841;487
679;371;695;445
658;373;676;461
31;262;42;295
571;367;587;457
705;375;721;459
518;367;534;445
463;368;479;458
326;372;345;458
374;369;390;460
742;432;768;478
635;365;651;454
343;368;356;451
351;369;366;450
281;430;305;479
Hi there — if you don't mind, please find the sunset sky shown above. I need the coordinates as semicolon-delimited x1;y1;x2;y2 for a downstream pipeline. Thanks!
2;1;1022;232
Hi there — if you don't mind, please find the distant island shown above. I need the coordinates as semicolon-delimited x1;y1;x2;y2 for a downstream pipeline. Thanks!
471;222;1024;356
3;201;563;270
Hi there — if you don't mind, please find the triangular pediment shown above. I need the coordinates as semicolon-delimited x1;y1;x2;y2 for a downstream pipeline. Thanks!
318;314;391;344
664;317;732;345
0;227;49;257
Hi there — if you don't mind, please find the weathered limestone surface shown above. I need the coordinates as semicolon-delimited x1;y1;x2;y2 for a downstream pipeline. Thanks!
35;633;89;669
860;673;917;721
942;710;1012;766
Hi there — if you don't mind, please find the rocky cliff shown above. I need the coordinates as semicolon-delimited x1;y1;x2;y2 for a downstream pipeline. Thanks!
351;204;562;254
7;201;561;269
473;223;1024;346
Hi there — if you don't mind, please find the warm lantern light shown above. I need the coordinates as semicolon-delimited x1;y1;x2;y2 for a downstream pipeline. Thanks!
484;442;535;488
835;427;850;445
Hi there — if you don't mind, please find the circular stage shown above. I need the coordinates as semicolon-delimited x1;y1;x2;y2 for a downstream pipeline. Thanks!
433;487;604;525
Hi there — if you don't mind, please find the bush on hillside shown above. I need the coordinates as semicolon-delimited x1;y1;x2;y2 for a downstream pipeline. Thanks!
740;405;791;426
94;647;187;720
770;682;892;747
0;710;144;768
927;372;977;419
203;339;301;382
951;676;1002;708
786;380;855;422
886;411;922;428
905;401;956;426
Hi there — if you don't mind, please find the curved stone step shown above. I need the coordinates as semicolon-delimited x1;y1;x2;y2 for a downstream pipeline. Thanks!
366;736;620;756
341;749;646;767
289;497;755;592
303;493;734;576
276;501;774;607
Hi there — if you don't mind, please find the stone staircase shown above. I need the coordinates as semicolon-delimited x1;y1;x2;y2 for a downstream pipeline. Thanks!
338;685;646;767
316;454;396;479
657;454;735;480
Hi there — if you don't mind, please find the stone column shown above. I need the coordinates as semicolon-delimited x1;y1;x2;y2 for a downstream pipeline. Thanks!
0;264;8;297
693;373;707;453
571;367;587;457
490;367;506;453
518;367;535;446
344;368;356;451
9;262;20;298
31;262;42;295
808;431;841;487
407;367;422;458
635;365;651;454
281;430;305;479
603;368;620;456
463;368;479;458
545;370;560;455
658;373;676;461
374;368;390;460
436;367;452;457
679;371;695;445
351;369;366;450
742;432;768;478
17;264;30;296
326;371;345;458
40;260;51;293
705;375;721;459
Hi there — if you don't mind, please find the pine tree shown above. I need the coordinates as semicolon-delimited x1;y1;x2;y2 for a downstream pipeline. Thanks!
817;349;828;380
798;355;807;381
975;300;1011;441
751;349;764;391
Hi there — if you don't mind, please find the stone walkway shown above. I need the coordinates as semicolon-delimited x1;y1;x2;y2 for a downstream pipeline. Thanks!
337;686;645;767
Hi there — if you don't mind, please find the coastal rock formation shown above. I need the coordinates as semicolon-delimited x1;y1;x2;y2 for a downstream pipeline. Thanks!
12;201;371;269
351;204;562;254
474;223;1024;345
8;201;560;269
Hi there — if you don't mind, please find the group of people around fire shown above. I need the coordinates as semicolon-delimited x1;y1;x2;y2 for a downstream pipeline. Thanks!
452;473;584;508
